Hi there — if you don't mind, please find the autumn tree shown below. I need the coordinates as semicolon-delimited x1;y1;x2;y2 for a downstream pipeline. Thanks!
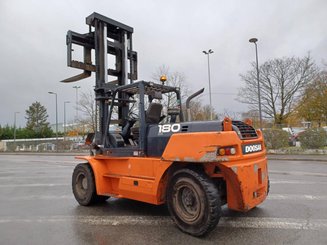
187;100;218;121
238;55;317;125
296;72;327;127
25;101;52;137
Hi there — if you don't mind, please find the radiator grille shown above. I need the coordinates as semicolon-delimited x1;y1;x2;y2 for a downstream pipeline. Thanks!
232;121;258;139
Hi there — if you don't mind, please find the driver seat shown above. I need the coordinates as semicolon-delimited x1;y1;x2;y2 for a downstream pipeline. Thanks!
146;103;163;124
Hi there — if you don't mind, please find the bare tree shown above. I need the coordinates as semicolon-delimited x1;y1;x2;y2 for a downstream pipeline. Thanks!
77;91;96;132
218;109;242;121
152;65;190;108
152;65;223;121
238;55;317;125
241;109;262;127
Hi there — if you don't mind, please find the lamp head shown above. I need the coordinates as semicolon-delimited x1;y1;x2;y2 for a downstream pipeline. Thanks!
249;38;258;43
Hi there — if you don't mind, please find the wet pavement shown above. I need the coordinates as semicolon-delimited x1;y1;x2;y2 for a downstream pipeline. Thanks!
0;154;327;244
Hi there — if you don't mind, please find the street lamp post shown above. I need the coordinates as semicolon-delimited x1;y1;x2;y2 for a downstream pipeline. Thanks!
14;111;20;150
202;49;214;120
73;86;81;123
249;38;263;130
73;86;81;136
48;92;58;152
64;101;70;139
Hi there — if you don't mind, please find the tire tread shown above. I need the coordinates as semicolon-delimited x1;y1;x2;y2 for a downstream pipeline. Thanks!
167;168;221;236
72;163;109;206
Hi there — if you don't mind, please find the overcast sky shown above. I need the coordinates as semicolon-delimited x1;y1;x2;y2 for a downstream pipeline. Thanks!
1;0;326;127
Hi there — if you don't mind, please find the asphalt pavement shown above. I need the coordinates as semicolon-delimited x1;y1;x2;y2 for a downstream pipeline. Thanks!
0;154;326;244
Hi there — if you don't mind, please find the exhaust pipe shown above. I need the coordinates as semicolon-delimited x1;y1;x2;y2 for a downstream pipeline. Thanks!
186;88;205;121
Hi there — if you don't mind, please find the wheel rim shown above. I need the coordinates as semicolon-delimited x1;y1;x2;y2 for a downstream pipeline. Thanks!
173;180;202;223
75;172;88;198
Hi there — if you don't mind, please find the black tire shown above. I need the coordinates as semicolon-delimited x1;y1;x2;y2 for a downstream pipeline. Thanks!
72;163;109;206
167;168;221;237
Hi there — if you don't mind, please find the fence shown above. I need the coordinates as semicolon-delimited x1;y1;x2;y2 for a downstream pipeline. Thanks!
0;137;87;152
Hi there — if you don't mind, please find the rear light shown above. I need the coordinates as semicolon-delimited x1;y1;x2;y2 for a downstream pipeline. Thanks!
217;146;236;156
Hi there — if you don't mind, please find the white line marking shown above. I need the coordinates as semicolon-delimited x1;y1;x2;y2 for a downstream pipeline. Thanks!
0;170;72;174
270;170;327;177
0;195;72;201
0;216;326;230
0;183;69;188
31;160;80;164
270;180;327;185
2;165;75;169
1;179;326;185
2;194;327;201
220;217;327;230
268;194;327;201
2;180;322;186
0;176;70;180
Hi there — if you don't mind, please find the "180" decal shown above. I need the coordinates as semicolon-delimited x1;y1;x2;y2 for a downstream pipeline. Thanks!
158;124;181;133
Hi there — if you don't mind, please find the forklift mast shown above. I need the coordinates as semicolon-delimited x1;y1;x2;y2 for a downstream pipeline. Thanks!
61;12;137;145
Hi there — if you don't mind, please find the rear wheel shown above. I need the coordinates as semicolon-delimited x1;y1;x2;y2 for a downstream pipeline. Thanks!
72;163;109;206
167;168;221;236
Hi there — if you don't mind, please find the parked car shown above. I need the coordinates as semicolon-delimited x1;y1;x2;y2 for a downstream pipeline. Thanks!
283;127;306;146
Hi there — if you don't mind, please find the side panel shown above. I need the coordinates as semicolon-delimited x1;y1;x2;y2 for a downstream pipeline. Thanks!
76;156;172;205
147;125;171;157
146;121;223;157
162;131;241;162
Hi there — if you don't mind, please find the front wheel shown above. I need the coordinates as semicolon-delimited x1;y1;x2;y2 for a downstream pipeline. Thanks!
167;168;221;236
72;163;109;206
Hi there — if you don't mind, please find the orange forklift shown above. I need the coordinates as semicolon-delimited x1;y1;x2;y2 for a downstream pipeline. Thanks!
61;13;269;236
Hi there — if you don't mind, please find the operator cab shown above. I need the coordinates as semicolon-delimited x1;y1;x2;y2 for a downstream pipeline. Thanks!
93;81;184;157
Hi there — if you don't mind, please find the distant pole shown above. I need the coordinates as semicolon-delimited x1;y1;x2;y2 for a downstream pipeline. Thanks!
64;101;70;139
14;111;20;150
249;38;263;130
48;92;58;152
202;49;214;120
